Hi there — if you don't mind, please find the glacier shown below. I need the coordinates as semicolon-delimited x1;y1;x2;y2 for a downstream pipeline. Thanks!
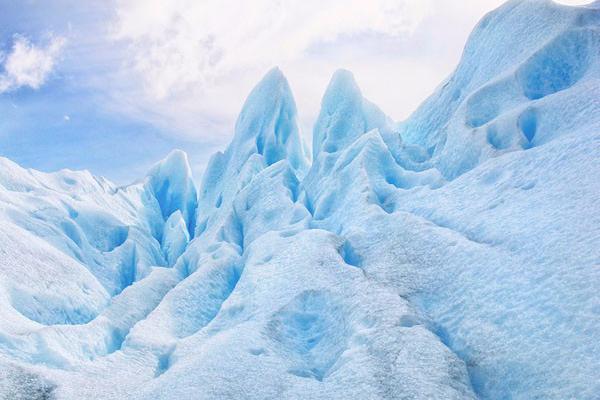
1;0;599;399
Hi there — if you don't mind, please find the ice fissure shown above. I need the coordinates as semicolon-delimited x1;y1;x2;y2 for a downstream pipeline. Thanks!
1;1;599;399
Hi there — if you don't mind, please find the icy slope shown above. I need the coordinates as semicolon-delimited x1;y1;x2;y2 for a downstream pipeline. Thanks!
1;0;599;399
0;151;196;362
400;0;600;179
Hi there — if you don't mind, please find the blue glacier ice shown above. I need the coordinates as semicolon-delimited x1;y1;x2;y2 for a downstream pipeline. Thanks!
145;149;198;238
161;211;190;266
0;1;599;399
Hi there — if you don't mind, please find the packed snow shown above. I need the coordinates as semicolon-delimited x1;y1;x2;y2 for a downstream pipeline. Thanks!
0;0;599;399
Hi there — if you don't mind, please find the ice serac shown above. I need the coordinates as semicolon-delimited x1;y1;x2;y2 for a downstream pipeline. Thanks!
399;0;600;179
194;67;308;240
305;69;442;225
146;150;198;237
231;67;307;173
312;69;397;159
161;211;190;266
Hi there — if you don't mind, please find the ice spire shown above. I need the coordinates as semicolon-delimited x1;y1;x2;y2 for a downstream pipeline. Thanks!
145;149;198;236
194;68;308;238
312;69;392;160
230;67;308;172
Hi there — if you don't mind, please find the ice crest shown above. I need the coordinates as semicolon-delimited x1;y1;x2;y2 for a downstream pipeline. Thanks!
313;69;394;158
145;149;198;236
232;67;308;173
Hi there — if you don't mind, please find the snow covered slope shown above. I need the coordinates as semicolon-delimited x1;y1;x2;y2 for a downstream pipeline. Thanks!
1;0;599;399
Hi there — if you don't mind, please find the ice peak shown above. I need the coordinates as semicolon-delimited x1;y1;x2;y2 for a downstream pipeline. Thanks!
262;66;286;84
160;150;191;171
312;69;390;159
146;149;198;236
234;67;293;138
323;69;363;107
230;67;307;172
147;150;194;189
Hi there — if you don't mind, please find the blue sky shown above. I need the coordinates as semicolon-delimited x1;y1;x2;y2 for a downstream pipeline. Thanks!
0;0;218;182
0;0;589;183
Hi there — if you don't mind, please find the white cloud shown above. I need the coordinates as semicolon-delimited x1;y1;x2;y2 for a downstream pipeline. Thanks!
112;0;433;100
0;35;66;93
0;0;523;179
95;0;515;146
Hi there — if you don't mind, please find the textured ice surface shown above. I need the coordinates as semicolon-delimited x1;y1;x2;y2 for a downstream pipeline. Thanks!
161;211;189;266
145;149;198;237
0;1;599;399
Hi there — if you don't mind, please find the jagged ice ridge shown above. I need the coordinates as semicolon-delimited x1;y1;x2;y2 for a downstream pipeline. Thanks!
0;1;599;399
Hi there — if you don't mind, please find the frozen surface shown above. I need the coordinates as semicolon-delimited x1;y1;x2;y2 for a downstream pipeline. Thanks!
145;149;198;237
0;1;599;399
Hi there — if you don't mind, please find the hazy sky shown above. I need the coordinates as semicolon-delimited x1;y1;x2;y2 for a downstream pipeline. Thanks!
0;0;592;183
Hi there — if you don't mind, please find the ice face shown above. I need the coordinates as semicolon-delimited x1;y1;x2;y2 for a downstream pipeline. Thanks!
312;69;394;159
398;0;600;180
232;67;308;173
1;1;599;399
145;149;198;237
194;67;309;246
161;211;190;266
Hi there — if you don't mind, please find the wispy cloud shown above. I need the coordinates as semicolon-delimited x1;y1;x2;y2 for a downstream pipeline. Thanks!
111;0;433;100
0;0;516;183
0;35;66;93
